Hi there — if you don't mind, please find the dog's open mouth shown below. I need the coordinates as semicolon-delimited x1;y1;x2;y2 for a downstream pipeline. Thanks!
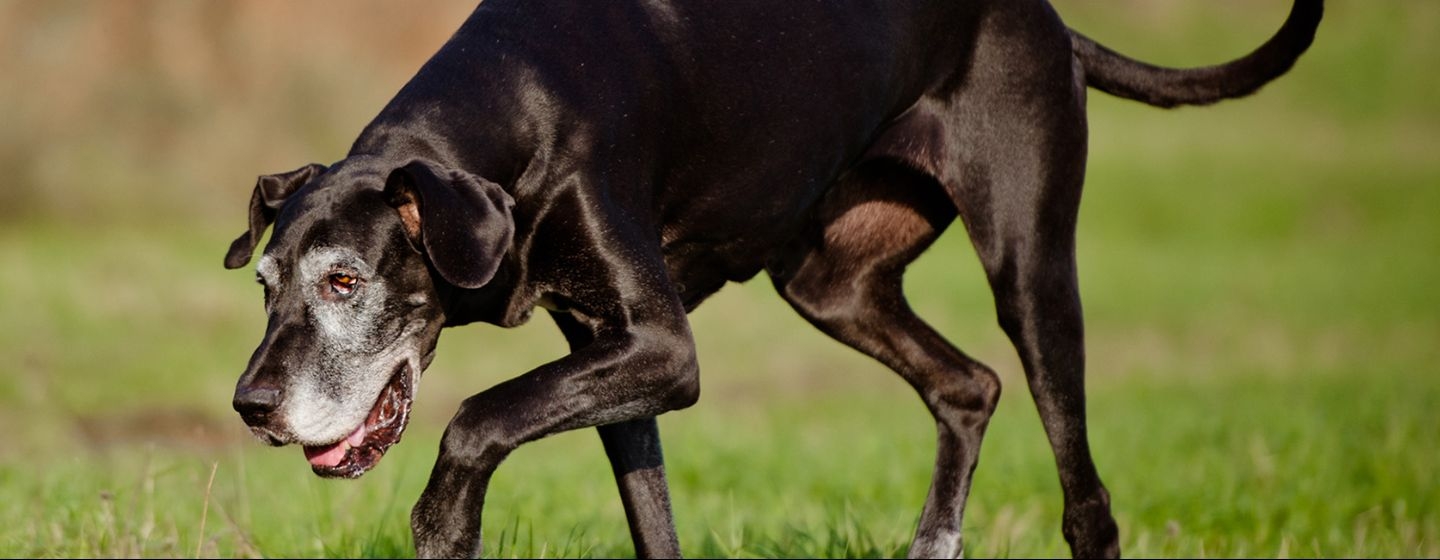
303;364;415;479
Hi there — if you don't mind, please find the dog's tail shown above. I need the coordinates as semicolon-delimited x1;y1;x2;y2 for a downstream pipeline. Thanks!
1070;0;1322;108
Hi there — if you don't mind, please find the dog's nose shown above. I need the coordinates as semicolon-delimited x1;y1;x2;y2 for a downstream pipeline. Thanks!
233;383;283;425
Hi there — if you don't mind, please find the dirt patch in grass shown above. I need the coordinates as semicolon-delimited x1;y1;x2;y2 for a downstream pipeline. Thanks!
72;407;244;452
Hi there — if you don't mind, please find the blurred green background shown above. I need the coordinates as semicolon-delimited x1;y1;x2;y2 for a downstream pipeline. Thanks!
1;0;1437;557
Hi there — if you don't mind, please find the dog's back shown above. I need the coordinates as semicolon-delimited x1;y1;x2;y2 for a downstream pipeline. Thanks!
353;1;1078;304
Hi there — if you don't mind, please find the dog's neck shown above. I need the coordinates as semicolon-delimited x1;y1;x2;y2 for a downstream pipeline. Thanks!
433;260;530;328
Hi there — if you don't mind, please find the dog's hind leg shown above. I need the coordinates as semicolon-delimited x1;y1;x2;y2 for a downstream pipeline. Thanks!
938;30;1121;556
551;311;681;559
958;137;1120;558
768;162;1001;559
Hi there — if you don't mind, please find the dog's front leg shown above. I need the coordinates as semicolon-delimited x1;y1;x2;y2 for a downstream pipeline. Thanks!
552;311;682;558
411;301;698;558
596;418;679;558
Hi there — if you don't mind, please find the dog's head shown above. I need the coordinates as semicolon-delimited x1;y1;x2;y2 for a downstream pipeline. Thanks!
224;158;514;478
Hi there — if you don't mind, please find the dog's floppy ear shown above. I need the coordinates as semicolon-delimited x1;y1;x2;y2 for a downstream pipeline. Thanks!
383;159;515;289
224;163;328;269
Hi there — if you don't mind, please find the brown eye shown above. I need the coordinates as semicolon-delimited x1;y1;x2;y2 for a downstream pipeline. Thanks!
328;273;359;295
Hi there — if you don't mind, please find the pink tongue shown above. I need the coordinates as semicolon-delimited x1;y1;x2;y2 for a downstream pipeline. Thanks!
303;424;369;467
304;443;348;467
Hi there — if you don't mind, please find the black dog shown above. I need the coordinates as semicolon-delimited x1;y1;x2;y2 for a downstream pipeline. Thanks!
226;1;1321;557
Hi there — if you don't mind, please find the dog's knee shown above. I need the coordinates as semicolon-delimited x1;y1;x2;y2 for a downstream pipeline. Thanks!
438;397;516;469
626;325;701;411
773;264;868;328
665;356;701;411
968;364;1002;417
927;362;1001;430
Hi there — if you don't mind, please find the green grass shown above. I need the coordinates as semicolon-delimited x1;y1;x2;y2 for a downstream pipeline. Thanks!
3;0;1439;557
4;351;1436;557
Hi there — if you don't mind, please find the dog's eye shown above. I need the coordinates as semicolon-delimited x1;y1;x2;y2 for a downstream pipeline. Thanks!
256;276;272;305
328;273;359;295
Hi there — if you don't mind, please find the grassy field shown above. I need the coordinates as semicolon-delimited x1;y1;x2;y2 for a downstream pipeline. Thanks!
2;0;1438;557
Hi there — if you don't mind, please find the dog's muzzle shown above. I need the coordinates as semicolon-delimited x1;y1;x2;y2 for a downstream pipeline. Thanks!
300;362;418;479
